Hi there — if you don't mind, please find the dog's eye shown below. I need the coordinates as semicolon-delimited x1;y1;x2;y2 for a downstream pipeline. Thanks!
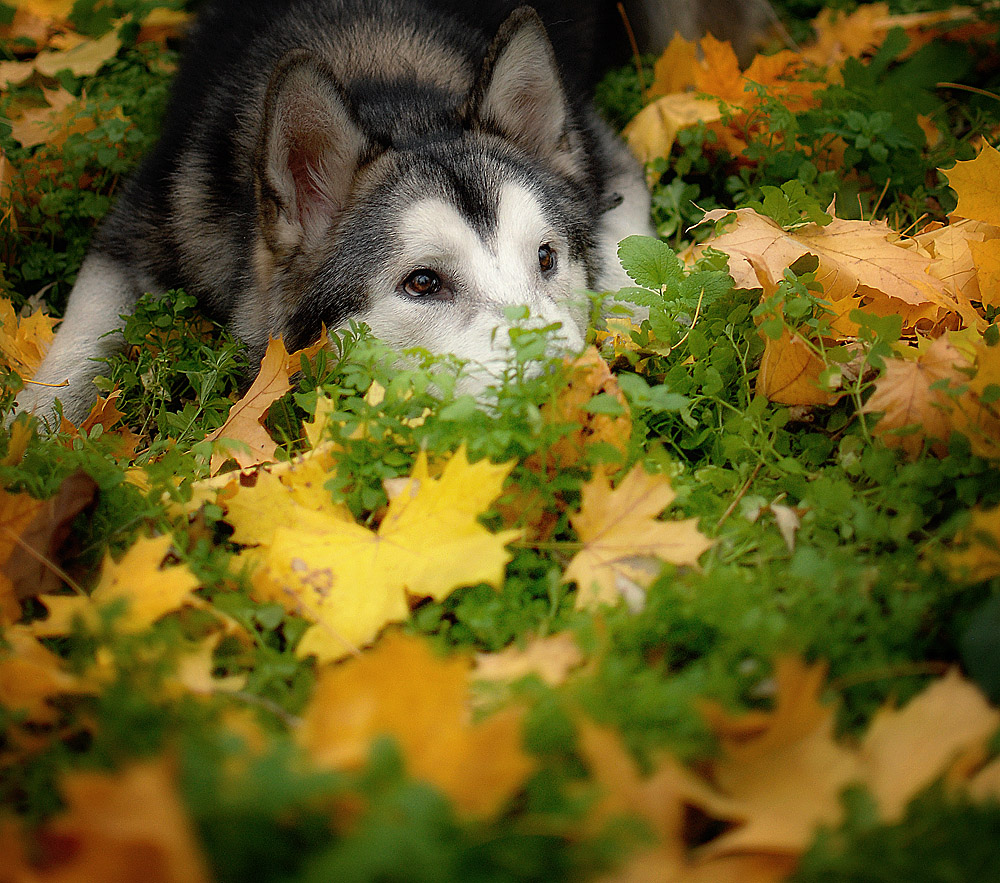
538;243;556;275
401;269;442;297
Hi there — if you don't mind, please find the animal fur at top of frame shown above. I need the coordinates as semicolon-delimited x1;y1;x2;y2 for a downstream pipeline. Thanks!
18;0;768;424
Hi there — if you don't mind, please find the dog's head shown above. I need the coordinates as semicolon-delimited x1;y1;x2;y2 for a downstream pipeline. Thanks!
251;7;600;385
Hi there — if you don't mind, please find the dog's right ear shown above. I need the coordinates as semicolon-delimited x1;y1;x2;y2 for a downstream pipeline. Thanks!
256;50;367;253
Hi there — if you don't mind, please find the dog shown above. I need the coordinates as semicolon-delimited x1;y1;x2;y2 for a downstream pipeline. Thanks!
16;0;764;425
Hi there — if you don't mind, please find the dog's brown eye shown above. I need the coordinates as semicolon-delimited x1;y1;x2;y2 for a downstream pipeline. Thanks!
402;269;442;297
538;243;556;275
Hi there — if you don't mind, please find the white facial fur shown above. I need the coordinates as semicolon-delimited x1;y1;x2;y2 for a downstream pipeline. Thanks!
354;182;588;390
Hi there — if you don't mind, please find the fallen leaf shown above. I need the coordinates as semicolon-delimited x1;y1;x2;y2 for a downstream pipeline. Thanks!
1;469;96;599
8;86;96;149
33;534;201;636
0;297;57;378
0;624;92;723
14;757;212;883
862;335;969;458
757;329;839;406
944;143;1000;229
624;93;722;165
801;3;891;67
860;668;1000;821
701;657;862;857
769;503;802;553
942;504;1000;583
300;630;534;817
5;0;75;25
171;635;247;697
0;59;36;89
34;27;121;78
648;32;698;98
702;208;948;308
0;487;45;624
565;464;713;610
538;346;632;471
473;631;584;687
136;8;191;45
223;443;351;549
243;445;519;662
208;333;327;473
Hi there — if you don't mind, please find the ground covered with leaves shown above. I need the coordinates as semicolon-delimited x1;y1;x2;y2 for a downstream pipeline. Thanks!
1;0;1000;880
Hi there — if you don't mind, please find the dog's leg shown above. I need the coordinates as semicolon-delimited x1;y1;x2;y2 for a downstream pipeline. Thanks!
15;252;140;427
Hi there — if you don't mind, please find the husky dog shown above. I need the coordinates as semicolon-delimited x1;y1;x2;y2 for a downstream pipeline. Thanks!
20;0;663;424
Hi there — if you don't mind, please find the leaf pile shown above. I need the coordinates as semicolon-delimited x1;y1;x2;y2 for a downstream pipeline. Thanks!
1;1;1000;881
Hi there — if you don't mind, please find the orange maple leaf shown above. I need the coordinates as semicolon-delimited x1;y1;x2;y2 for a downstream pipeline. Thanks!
208;332;327;473
701;657;861;857
757;328;839;406
0;487;45;624
565;464;713;610
300;630;534;817
862;336;969;459
6;757;211;883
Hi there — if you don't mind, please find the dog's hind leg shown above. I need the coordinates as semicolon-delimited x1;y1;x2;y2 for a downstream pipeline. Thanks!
15;252;142;427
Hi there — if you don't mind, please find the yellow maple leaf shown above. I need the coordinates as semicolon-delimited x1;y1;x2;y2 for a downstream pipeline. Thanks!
860;668;1000;821
565;464;713;610
0;297;57;379
944;143;1000;229
300;630;534;817
241;445;519;661
942;504;1000;583
914;218;997;308
33;28;121;78
0;625;92;723
32;534;200;636
624;93;722;165
224;443;351;548
967;238;1000;309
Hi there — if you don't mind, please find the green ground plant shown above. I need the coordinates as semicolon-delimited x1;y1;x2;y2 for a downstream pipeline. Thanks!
1;1;999;880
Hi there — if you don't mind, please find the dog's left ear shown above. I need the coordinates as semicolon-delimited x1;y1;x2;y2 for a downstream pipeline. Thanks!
469;7;578;173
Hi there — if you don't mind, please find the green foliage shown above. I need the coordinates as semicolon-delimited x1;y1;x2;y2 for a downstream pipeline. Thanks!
793;786;1000;882
95;290;246;451
2;2;1000;880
